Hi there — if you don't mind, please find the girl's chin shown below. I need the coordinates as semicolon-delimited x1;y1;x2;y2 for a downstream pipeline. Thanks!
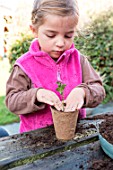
51;57;59;61
50;51;63;59
51;55;60;60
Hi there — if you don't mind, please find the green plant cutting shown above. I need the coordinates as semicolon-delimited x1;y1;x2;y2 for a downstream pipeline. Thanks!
56;81;66;111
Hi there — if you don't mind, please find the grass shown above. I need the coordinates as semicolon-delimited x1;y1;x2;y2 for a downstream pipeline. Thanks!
0;96;20;125
0;59;19;125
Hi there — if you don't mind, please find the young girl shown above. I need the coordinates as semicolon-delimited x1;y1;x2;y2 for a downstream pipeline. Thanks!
6;0;105;133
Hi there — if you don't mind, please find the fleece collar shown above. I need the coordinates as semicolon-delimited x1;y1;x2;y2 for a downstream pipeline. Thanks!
29;38;77;63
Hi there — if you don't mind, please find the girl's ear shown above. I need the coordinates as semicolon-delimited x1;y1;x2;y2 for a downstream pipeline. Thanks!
29;25;38;38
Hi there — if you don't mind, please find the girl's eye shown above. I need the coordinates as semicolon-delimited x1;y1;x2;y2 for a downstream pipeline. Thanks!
46;35;55;38
65;35;73;38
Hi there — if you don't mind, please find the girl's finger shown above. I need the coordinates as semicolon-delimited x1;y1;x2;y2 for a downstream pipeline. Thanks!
76;102;83;110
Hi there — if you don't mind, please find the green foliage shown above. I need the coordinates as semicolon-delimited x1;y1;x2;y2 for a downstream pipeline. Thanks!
0;96;19;125
8;33;33;71
74;10;113;103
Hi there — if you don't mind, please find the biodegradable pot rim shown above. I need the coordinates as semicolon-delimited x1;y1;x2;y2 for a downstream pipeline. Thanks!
50;106;77;114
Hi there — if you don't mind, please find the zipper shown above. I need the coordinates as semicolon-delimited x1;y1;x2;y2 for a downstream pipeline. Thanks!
57;66;62;82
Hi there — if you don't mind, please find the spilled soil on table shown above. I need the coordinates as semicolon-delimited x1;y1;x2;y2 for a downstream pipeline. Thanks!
86;113;113;144
87;113;113;169
89;157;113;170
99;116;113;144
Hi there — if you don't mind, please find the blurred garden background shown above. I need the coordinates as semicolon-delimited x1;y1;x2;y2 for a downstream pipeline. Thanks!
0;0;113;126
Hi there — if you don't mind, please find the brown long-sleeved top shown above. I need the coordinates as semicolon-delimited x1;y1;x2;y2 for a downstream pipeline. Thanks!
5;54;105;115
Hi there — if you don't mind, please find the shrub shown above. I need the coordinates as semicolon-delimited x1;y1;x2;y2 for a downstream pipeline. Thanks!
8;33;33;71
74;10;113;103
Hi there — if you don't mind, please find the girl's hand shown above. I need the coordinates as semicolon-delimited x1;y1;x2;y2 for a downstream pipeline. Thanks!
64;88;85;112
37;89;63;111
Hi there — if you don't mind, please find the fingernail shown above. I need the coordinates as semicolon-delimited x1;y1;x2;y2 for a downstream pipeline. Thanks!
56;107;60;111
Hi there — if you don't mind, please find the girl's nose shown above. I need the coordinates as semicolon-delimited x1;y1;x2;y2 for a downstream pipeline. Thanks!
56;38;65;48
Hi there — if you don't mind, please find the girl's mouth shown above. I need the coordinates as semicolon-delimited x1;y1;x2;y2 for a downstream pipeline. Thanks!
54;51;63;55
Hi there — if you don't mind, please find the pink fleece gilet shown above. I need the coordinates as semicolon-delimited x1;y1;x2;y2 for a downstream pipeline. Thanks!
15;38;86;133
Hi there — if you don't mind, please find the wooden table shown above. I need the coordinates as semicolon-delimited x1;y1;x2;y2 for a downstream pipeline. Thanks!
0;112;112;170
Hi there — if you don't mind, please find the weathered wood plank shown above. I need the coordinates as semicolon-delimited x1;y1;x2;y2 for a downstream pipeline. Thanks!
10;141;106;170
0;120;98;170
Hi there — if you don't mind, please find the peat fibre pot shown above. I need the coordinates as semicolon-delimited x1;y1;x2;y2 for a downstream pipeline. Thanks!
51;106;79;141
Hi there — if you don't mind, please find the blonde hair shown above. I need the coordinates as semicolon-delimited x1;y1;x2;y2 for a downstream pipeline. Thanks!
31;0;79;28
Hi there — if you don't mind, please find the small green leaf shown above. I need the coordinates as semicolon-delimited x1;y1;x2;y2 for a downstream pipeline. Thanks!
56;81;66;95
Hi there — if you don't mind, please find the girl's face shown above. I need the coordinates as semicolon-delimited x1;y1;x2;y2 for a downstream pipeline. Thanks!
35;14;77;60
